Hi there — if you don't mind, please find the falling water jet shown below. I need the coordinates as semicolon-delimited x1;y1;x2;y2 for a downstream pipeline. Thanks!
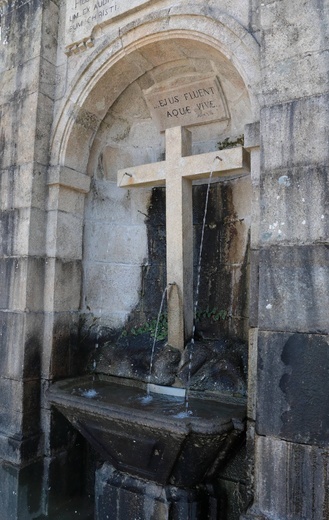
185;155;222;414
145;284;170;400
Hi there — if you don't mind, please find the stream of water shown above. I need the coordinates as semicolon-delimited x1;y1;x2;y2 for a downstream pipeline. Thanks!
145;285;169;401
184;156;222;414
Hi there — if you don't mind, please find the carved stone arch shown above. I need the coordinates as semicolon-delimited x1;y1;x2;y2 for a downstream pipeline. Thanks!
50;7;260;173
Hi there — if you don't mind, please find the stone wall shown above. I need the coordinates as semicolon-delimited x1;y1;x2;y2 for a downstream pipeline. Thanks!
245;1;329;519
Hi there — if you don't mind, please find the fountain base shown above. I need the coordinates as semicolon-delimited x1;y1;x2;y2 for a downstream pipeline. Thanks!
48;374;246;518
96;464;213;520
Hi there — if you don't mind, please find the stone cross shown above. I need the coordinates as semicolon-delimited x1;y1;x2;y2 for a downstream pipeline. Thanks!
118;126;249;350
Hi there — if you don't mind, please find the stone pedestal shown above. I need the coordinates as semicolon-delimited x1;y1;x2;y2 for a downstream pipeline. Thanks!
95;464;216;520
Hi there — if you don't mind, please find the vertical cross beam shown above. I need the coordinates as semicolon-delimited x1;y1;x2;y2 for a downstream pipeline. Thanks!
165;127;193;349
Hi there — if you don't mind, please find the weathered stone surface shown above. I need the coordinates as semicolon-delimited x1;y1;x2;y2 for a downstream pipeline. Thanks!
257;332;329;446
0;311;43;379
144;75;229;131
85;178;151;224
259;164;329;245
47;210;84;260
260;1;329;104
0;0;43;67
94;333;181;385
7;164;47;211
65;0;153;48
0;378;40;416
244;122;260;151
0;408;39;445
258;245;329;333
0;460;43;519
83;221;147;263
0;429;42;466
178;339;247;396
44;405;84;454
0;257;47;312
261;94;329;172
0;54;55;108
247;329;258;421
43;448;86;513
0;95;35;168
84;262;141;323
95;464;209;520
254;435;329;520
0;207;46;257
0;92;52;170
52;259;82;312
47;311;80;379
211;479;248;520
249;250;259;329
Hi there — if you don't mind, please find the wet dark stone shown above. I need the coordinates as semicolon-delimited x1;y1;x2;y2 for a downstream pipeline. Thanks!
249;249;259;328
94;333;247;396
136;184;249;344
48;374;246;489
258;244;329;333
95;465;209;520
178;339;247;396
257;331;329;445
147;187;166;227
51;312;80;379
94;333;181;386
210;479;248;520
0;459;43;519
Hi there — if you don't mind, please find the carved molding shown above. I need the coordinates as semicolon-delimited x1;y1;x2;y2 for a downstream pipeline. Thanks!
65;36;94;56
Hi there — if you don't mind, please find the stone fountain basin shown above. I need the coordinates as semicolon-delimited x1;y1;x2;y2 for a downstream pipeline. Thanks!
48;375;246;487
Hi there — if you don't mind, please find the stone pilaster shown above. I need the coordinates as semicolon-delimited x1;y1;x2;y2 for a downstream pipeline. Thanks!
0;0;59;515
243;2;329;519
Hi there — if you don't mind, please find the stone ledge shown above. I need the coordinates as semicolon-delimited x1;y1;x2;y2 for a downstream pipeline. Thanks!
47;166;91;194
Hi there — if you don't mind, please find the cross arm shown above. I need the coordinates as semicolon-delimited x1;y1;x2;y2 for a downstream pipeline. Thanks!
182;146;250;181
118;161;166;188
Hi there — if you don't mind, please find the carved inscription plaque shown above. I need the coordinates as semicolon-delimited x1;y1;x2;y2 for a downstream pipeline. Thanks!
144;77;229;131
66;0;150;49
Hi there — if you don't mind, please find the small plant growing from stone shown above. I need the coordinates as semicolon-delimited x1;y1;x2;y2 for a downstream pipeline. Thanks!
196;306;228;322
218;135;244;150
128;307;228;341
131;313;168;341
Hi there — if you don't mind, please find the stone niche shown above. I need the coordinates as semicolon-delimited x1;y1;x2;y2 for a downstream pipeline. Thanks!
81;38;252;357
81;39;252;391
73;37;253;520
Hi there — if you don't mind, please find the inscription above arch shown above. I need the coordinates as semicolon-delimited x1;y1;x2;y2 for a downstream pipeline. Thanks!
65;0;156;53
